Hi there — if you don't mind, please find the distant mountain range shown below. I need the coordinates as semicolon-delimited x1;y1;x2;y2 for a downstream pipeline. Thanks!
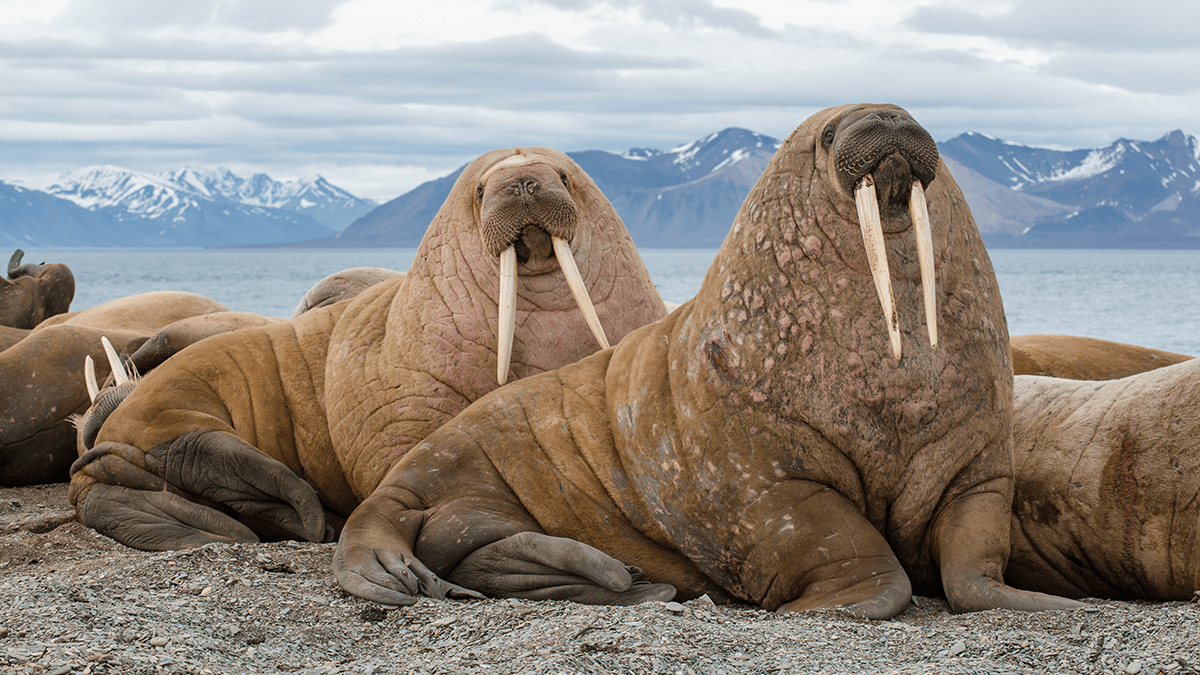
0;166;376;248
317;128;1200;250
3;128;1198;249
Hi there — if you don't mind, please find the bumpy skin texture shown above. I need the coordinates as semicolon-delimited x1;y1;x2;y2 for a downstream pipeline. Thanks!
1008;361;1200;600
0;292;230;486
1;250;75;329
335;105;1083;616
71;147;667;551
1011;334;1191;380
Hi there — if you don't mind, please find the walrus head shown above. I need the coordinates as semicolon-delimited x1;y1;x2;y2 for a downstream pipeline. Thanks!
72;336;139;453
473;152;609;384
818;105;941;360
1;249;75;329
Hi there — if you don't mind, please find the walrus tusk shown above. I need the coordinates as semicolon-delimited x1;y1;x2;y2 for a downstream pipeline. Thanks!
910;181;938;349
552;236;610;351
854;175;902;360
497;246;517;385
84;355;99;403
101;336;130;386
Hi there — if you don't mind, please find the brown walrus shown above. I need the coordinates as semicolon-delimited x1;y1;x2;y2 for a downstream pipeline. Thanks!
1007;358;1200;600
1;292;231;486
1;249;74;329
332;104;1081;616
1011;334;1192;380
291;267;404;318
69;147;668;551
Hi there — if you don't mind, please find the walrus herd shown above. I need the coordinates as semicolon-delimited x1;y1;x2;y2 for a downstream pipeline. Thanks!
2;105;1196;618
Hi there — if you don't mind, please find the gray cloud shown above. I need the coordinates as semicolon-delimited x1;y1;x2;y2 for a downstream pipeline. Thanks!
909;0;1200;51
58;0;345;33
523;0;777;38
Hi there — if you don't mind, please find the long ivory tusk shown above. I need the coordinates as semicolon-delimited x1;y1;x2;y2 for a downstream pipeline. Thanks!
552;236;609;350
854;175;902;360
497;246;517;385
910;181;938;349
101;336;129;386
84;355;99;403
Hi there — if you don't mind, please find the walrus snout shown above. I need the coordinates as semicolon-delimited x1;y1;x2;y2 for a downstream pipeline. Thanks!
832;109;939;198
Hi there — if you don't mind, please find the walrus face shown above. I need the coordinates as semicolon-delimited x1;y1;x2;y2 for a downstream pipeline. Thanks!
72;336;139;452
474;153;610;384
817;104;941;360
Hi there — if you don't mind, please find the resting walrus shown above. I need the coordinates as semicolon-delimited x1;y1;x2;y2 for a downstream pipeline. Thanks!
69;147;668;550
0;292;233;486
333;104;1081;616
1007;359;1200;600
1;249;75;329
1011;334;1191;380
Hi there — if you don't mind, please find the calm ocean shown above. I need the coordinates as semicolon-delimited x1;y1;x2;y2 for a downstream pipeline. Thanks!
18;247;1200;356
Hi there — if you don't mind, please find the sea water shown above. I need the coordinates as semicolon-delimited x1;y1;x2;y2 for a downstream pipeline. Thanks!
17;247;1200;356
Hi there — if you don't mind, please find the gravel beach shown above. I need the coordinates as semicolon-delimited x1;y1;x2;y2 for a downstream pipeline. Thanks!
2;483;1196;675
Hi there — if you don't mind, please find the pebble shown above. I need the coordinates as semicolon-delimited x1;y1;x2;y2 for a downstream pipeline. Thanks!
950;640;967;656
1126;662;1142;674
200;586;212;597
0;626;7;638
150;637;170;646
665;602;685;613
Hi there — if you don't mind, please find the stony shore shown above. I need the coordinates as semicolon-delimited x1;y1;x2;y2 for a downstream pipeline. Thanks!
2;484;1196;675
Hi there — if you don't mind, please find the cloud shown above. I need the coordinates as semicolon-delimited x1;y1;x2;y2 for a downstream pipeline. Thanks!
524;0;777;38
57;0;345;33
909;0;1200;51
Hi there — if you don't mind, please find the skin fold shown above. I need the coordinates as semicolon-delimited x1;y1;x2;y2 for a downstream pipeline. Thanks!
1;292;231;486
1008;359;1200;600
1011;334;1191;380
333;104;1082;616
69;147;668;552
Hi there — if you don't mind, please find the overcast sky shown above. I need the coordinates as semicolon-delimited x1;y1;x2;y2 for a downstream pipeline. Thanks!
1;0;1197;201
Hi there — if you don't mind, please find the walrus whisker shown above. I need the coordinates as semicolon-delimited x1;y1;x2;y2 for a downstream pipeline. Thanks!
84;355;99;403
497;246;517;385
552;236;609;351
101;336;131;386
910;181;938;349
853;174;901;360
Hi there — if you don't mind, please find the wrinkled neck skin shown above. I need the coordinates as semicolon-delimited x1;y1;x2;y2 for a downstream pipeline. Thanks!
608;114;1011;597
327;156;664;499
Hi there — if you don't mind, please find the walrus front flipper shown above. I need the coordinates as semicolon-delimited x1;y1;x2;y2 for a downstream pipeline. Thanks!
145;430;329;544
333;495;485;606
448;532;677;605
74;482;260;550
934;487;1085;613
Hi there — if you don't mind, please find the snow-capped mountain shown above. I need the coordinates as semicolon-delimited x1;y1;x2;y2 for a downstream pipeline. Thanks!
0;181;121;248
940;130;1200;246
334;128;782;248
45;165;374;244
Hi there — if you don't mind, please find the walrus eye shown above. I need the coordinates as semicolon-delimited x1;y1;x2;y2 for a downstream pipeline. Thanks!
476;183;484;202
559;170;569;188
821;123;836;149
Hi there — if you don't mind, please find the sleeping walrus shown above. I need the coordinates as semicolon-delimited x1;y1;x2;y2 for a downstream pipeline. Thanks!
69;147;668;550
1011;334;1191;380
1;291;232;486
333;104;1081;616
1007;359;1200;600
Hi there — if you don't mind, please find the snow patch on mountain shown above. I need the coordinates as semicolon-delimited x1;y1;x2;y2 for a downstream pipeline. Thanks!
1046;145;1125;183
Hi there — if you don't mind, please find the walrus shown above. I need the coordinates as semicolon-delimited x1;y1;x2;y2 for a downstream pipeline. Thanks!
69;147;668;551
1011;334;1192;380
1;292;231;486
1;249;75;329
332;104;1083;616
292;267;404;318
1006;359;1200;600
